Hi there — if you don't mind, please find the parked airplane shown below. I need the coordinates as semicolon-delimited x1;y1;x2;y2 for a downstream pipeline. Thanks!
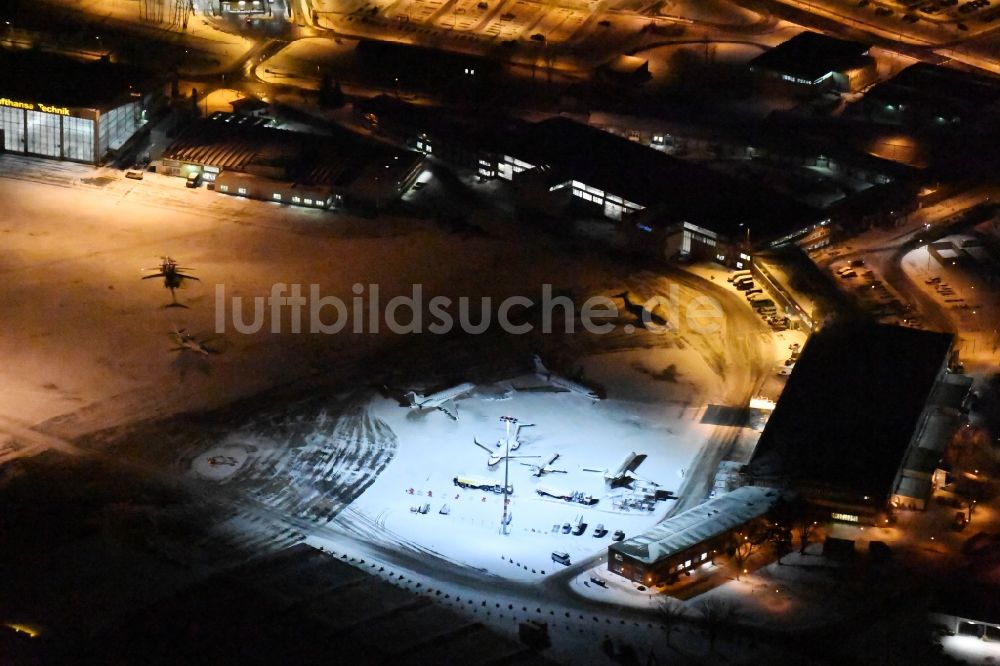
584;452;648;488
168;326;215;356
403;382;475;420
532;355;601;400
473;438;539;468
495;421;534;452
521;452;567;477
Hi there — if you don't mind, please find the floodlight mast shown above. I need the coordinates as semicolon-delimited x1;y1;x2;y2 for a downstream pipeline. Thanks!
500;415;517;535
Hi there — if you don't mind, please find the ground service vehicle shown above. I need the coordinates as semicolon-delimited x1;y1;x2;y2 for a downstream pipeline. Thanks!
536;484;573;500
453;475;513;495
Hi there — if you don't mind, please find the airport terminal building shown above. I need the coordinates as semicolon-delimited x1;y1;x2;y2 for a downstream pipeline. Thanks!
0;49;155;164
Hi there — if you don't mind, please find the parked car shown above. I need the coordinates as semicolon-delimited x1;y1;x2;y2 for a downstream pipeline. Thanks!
551;551;571;565
572;522;588;536
561;522;572;534
612;530;626;542
186;171;202;188
125;170;144;180
590;575;607;587
592;524;608;538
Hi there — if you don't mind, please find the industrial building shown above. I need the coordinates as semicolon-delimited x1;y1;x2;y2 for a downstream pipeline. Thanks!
743;323;965;523
158;113;423;211
354;99;920;261
859;62;1000;129
749;31;877;96
607;486;781;585
498;117;821;264
0;48;156;164
71;544;556;665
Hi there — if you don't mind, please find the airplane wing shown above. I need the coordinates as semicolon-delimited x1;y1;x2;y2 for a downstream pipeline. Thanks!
437;400;459;420
142;272;166;279
175;272;200;281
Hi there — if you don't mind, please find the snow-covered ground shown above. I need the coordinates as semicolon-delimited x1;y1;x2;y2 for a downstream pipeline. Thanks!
350;358;717;580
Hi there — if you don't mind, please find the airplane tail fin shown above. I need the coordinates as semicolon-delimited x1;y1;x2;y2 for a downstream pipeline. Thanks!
532;354;549;379
403;391;420;406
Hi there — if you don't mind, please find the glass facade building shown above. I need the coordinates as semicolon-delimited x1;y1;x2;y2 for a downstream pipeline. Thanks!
0;99;142;164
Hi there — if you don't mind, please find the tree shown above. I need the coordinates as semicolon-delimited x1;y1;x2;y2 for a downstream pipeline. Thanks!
698;598;739;653
657;600;689;650
771;495;819;555
730;521;768;580
769;523;793;565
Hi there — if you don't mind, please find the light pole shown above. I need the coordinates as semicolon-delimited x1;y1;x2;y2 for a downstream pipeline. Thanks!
500;415;516;535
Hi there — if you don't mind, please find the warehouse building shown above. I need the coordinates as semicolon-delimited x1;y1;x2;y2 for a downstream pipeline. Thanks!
496;117;821;264
743;323;962;523
749;31;877;96
859;62;1000;129
608;486;781;585
159;113;423;211
356;97;916;256
0;48;156;164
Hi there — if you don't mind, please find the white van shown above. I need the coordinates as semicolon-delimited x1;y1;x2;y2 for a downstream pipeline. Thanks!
551;551;571;566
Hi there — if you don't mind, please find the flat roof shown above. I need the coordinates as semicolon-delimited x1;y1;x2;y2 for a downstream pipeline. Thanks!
86;544;556;664
749;31;872;81
865;63;1000;112
505;117;818;238
164;113;421;190
609;486;780;565
0;48;153;110
747;323;953;501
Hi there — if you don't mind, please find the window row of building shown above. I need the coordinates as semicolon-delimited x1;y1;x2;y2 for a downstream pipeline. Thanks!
0;99;143;164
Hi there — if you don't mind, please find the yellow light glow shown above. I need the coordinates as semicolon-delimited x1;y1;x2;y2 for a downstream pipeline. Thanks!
6;623;40;638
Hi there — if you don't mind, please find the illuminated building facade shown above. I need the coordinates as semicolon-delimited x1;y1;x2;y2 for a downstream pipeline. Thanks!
608;487;780;585
0;50;154;164
749;31;877;96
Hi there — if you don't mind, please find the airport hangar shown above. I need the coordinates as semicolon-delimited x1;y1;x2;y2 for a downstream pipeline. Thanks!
742;322;970;524
356;98;919;265
158;113;424;212
608;323;968;584
0;48;156;164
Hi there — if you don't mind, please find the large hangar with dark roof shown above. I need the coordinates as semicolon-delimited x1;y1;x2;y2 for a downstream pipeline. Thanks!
744;323;960;523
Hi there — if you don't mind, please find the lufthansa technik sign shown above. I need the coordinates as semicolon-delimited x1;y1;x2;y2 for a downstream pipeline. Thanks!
0;97;71;115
